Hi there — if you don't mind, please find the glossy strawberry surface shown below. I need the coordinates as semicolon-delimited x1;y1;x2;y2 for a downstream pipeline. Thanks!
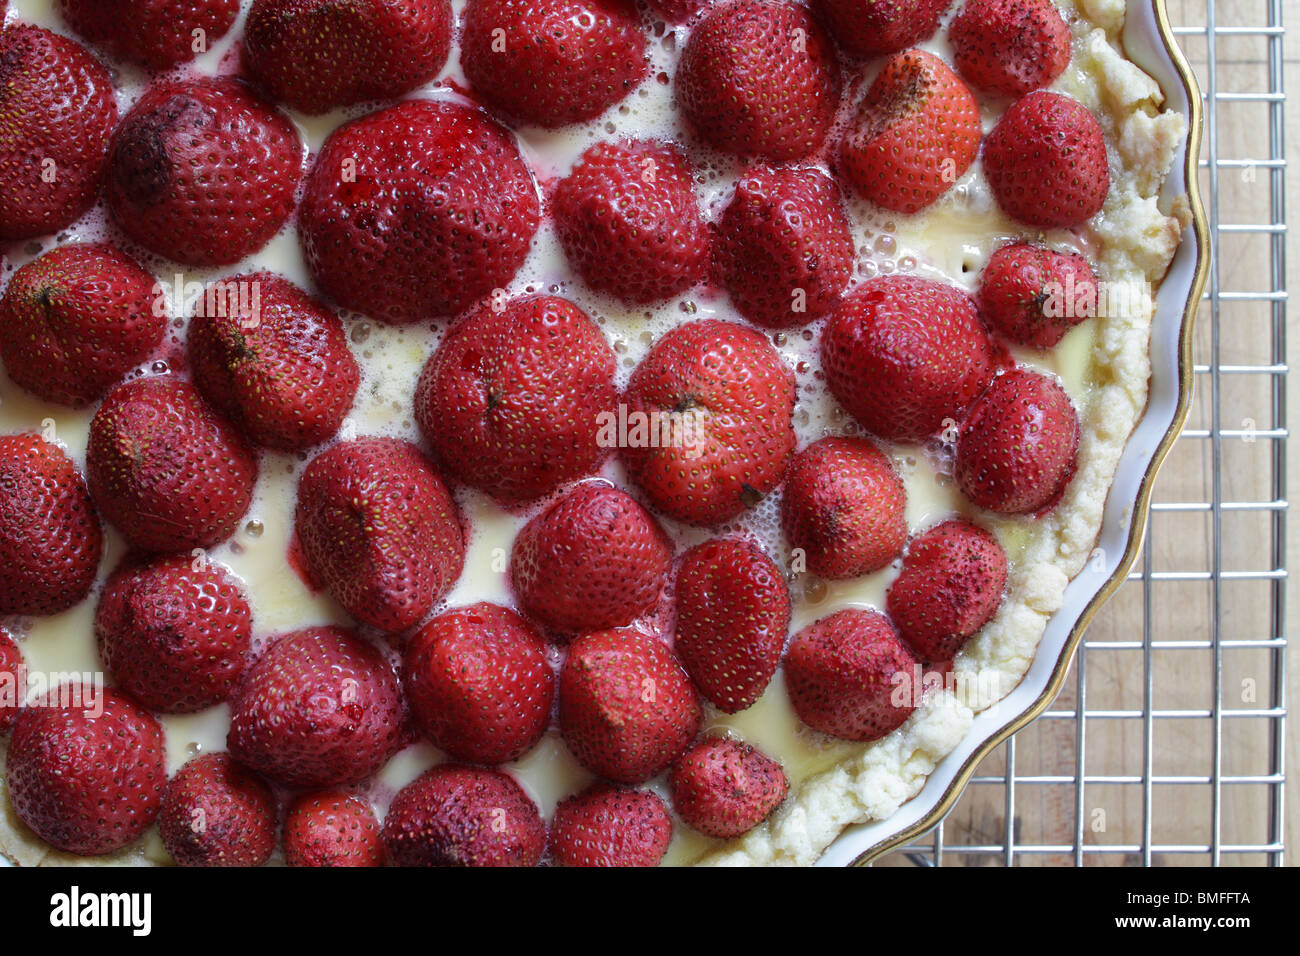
299;99;541;325
244;0;452;114
0;25;117;240
0;434;103;617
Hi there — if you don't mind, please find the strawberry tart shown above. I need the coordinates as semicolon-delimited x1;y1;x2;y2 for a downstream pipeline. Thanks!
0;0;1188;866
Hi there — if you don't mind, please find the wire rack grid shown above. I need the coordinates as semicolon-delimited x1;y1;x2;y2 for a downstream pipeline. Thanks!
880;0;1288;868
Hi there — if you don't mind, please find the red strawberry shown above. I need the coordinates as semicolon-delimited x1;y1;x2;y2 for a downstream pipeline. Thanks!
820;276;996;443
978;242;1099;349
404;602;555;765
5;685;166;855
243;0;453;115
0;244;165;409
0;434;103;616
0;630;22;734
56;0;239;72
785;608;918;741
812;0;951;58
644;0;710;22
669;736;788;838
715;165;855;328
284;790;385;867
674;537;789;713
462;0;648;128
549;783;672;867
839;49;981;214
955;366;1080;514
983;90;1110;228
0;25;117;241
106;77;303;268
382;764;546;867
950;0;1071;98
553;139;709;305
621;319;796;526
559;628;701;784
677;0;841;162
511;482;673;635
87;376;258;554
158;753;276;868
95;553;253;714
299;99;541;326
227;626;404;789
295;438;465;634
187;273;360;452
886;519;1008;661
413;295;617;505
781;437;907;580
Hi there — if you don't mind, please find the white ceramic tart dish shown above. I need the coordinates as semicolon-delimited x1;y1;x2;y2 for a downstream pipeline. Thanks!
734;0;1209;868
813;0;1210;868
0;0;1206;867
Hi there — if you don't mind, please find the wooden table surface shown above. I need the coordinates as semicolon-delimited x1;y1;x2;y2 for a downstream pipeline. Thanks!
880;0;1295;866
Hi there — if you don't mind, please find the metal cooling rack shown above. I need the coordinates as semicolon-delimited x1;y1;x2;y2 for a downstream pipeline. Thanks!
882;0;1288;867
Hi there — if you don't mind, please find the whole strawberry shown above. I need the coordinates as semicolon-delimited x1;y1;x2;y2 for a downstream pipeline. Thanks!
670;736;788;838
559;628;701;784
404;603;555;765
227;627;404;790
382;765;546;867
622;319;797;526
677;0;841;161
0;434;103;617
158;753;276;868
0;630;22;734
553;139;710;305
955;367;1080;514
510;482;673;635
785;608;918;741
107;77;302;268
978;242;1100;349
715;165;855;328
295;438;465;634
549;783;672;867
950;0;1071;97
5;685;166;855
187;273;360;452
984;90;1110;228
821;276;996;443
95;554;253;714
284;790;385;867
839;49;981;214
87;376;258;554
0;244;164;408
243;0;453;115
675;537;789;713
812;0;951;58
299;99;541;325
57;0;239;72
0;25;117;240
413;295;617;505
462;0;648;128
887;519;1008;661
782;437;907;581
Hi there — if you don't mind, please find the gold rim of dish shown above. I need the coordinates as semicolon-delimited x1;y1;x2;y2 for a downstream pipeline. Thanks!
846;0;1212;868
